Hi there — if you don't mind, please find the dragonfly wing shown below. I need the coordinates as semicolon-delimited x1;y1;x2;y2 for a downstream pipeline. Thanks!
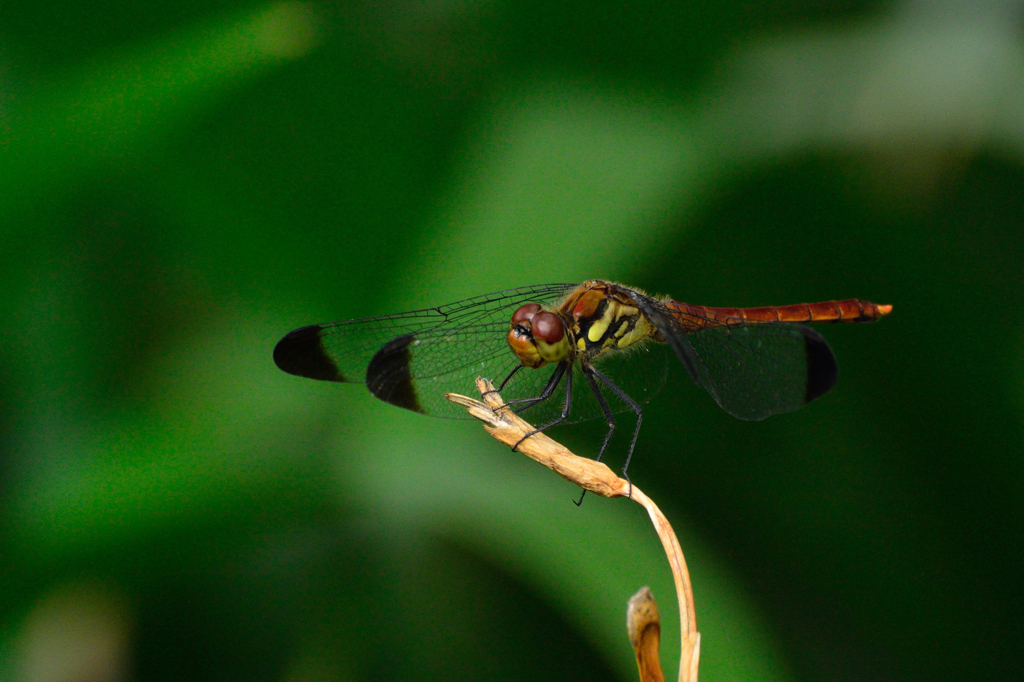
361;321;550;420
686;323;837;420
623;289;837;420
274;284;578;419
274;307;454;384
626;289;702;385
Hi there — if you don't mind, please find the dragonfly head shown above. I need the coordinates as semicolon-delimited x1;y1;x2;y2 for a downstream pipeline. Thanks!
508;303;570;368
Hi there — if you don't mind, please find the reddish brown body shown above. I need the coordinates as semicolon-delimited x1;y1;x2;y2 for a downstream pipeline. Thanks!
666;299;892;333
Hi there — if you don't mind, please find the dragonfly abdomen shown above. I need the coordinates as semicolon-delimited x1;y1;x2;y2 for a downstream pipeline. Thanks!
667;299;891;330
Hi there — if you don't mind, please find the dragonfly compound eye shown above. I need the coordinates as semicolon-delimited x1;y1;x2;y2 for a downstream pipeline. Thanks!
508;304;544;368
506;307;569;368
531;311;570;363
511;303;542;324
531;312;564;343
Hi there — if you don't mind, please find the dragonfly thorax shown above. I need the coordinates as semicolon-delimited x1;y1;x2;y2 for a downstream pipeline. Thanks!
508;303;572;368
568;284;655;359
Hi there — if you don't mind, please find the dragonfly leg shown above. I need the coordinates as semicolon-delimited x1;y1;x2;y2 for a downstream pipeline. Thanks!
572;366;621;506
482;364;524;400
511;364;573;453
588;366;643;492
581;367;617;464
502;361;566;415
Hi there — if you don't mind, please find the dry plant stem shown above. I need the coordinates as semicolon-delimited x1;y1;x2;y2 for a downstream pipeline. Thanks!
628;587;665;682
629;489;701;682
446;378;701;682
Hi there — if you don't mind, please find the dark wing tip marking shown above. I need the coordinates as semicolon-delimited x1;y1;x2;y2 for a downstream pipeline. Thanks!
274;325;347;382
365;333;424;414
802;327;838;403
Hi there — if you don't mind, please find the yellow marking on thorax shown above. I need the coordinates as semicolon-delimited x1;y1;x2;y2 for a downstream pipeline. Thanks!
584;301;655;352
587;316;612;343
617;311;653;349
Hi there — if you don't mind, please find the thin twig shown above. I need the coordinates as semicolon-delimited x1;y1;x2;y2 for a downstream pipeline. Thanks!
446;378;701;682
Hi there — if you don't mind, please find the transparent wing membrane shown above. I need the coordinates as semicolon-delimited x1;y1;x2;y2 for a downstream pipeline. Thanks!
688;324;836;420
274;284;578;419
623;290;837;421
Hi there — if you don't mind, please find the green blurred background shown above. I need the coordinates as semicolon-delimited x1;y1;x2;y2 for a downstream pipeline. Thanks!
2;1;1022;680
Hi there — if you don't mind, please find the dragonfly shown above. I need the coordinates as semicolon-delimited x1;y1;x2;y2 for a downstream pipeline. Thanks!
274;280;891;477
